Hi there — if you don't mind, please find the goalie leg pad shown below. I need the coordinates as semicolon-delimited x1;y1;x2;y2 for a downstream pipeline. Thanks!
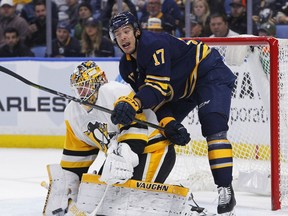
72;174;189;216
42;164;80;216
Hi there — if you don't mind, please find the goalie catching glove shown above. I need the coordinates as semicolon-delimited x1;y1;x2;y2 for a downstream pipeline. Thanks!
160;117;191;146
111;96;141;125
100;142;139;185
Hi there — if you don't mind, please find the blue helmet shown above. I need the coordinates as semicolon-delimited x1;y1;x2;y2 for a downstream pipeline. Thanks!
109;11;140;41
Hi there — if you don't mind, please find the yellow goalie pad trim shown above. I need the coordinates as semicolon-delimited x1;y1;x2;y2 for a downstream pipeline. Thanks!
42;165;53;215
82;174;189;197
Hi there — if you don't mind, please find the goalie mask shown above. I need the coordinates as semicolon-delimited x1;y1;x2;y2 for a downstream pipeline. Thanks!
70;61;107;104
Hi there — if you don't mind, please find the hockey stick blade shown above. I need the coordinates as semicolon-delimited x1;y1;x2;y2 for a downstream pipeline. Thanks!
0;65;163;130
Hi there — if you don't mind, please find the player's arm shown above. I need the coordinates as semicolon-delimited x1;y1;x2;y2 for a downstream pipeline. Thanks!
101;111;149;185
112;41;172;126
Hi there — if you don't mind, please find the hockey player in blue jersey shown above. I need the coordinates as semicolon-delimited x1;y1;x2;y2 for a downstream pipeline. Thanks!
109;11;237;215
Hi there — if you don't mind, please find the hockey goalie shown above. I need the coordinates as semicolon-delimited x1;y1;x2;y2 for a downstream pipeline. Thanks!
41;61;207;216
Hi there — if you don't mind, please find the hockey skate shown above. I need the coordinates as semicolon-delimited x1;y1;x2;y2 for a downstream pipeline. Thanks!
217;184;236;216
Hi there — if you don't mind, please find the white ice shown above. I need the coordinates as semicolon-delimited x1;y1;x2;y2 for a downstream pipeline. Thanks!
0;148;288;216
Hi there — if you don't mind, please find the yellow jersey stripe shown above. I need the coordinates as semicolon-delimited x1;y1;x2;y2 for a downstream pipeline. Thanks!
146;75;170;82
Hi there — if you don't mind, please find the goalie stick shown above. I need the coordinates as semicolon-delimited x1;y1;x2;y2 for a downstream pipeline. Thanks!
0;65;163;130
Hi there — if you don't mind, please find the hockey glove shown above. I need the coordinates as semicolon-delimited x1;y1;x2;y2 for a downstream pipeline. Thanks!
100;143;139;185
111;96;141;125
160;117;191;146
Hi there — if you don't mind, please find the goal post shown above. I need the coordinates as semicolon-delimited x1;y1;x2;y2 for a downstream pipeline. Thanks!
166;36;288;211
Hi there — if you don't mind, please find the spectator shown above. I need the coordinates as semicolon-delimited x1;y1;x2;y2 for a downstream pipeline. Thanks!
65;0;79;29
88;0;105;20
102;1;131;37
146;17;164;33
253;0;275;23
0;27;34;57
227;0;247;34
191;0;211;36
209;13;239;37
276;1;288;24
189;17;205;37
252;0;281;35
0;0;30;47
25;1;58;48
81;17;115;57
258;21;276;37
14;0;32;15
253;0;283;23
139;0;176;35
54;0;69;22
20;0;58;24
19;0;36;23
49;21;82;57
101;0;137;22
207;0;226;15
102;1;132;56
135;0;147;19
161;0;184;36
111;1;130;17
73;2;93;41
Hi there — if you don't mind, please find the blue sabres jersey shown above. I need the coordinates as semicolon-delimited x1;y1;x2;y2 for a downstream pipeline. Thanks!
119;30;213;110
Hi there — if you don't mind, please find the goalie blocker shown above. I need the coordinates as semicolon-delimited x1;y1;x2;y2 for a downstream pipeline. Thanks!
42;164;189;216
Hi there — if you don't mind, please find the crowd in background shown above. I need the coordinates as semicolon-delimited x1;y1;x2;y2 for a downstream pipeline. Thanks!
0;0;287;58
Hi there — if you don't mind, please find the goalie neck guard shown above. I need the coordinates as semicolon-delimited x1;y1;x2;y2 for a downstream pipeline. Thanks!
70;61;107;105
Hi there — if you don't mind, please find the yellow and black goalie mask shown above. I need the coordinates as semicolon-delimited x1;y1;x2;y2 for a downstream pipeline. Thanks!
70;61;107;104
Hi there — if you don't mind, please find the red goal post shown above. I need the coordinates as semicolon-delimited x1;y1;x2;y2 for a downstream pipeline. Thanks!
166;36;288;210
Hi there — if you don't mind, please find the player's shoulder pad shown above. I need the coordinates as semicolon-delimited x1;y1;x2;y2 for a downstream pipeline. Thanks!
99;81;132;96
140;31;169;50
64;100;83;120
138;31;170;63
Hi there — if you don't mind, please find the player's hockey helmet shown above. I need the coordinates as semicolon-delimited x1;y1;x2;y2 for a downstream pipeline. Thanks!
109;11;140;41
70;61;107;104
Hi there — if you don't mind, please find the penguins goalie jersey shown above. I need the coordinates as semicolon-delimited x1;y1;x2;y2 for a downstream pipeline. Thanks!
60;81;162;172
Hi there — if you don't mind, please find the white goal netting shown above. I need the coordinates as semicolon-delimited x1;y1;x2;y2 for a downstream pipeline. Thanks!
166;37;288;210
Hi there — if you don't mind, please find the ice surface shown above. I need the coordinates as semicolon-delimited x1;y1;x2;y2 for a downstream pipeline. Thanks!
0;148;288;216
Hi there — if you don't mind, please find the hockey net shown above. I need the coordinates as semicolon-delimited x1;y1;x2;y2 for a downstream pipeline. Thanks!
166;36;288;210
